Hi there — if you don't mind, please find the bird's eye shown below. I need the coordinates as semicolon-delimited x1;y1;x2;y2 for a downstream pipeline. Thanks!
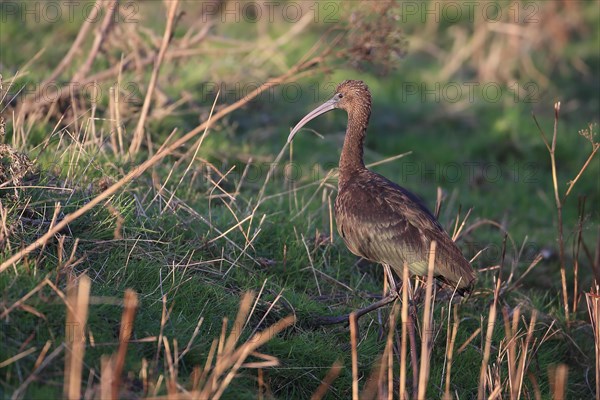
338;93;343;99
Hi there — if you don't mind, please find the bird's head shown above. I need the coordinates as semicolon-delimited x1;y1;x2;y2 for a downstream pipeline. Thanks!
287;80;372;143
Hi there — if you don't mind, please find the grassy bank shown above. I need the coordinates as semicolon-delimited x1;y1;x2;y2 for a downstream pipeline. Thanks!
1;1;599;398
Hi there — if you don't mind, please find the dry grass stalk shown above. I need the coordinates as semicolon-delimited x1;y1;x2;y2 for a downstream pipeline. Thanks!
38;0;103;88
162;336;177;395
17;0;116;118
540;102;568;323
33;340;53;370
399;264;410;400
0;202;11;252
507;253;543;292
129;0;180;155
528;371;542;400
0;347;37;369
115;57;126;156
247;289;288;340
503;306;538;400
12;344;66;400
0;278;49;319
112;289;139;399
417;241;437;399
565;124;600;198
359;353;386;400
443;306;460;399
72;0;118;82
155;295;173;367
350;312;359;400
549;364;568;400
108;86;119;154
451;207;473;242
89;291;294;398
301;233;322;296
532;103;598;324
178;316;204;362
215;317;229;385
100;354;113;400
199;317;295;398
413;2;584;89
63;274;91;400
478;277;501;400
360;302;400;400
572;198;586;313
257;368;264;400
585;287;600;399
224;292;254;354
139;358;149;394
514;310;537;400
385;303;398;400
16;44;197;115
503;306;518;397
310;360;343;400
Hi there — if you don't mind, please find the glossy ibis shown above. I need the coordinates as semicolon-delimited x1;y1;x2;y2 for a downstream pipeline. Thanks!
288;80;476;306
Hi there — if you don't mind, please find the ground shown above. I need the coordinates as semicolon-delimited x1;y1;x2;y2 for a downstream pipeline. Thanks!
0;1;599;398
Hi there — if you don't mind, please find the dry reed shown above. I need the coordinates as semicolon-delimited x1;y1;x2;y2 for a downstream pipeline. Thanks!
129;0;180;155
586;287;600;399
417;241;437;399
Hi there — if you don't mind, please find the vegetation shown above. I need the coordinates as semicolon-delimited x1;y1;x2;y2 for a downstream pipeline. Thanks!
1;1;598;398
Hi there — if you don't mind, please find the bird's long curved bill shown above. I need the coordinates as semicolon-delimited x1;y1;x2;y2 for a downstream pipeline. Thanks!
287;98;338;143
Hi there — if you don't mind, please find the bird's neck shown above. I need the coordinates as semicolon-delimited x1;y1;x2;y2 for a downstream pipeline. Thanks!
339;107;370;187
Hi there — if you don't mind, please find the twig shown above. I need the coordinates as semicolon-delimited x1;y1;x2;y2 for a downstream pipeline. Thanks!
73;0;118;82
565;146;599;198
40;0;103;87
129;0;180;155
532;102;569;323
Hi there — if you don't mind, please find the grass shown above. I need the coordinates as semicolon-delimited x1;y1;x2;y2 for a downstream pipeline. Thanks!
1;1;599;399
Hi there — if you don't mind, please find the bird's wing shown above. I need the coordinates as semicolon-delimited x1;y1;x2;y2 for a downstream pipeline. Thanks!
335;172;476;289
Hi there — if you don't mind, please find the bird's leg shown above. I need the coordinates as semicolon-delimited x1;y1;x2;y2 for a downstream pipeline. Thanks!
314;292;398;326
312;265;401;326
383;264;399;296
408;298;419;392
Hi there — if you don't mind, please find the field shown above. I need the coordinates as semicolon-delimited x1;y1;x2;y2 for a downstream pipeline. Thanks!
1;1;599;399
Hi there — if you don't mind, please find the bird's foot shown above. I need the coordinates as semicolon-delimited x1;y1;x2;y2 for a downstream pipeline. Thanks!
312;292;398;326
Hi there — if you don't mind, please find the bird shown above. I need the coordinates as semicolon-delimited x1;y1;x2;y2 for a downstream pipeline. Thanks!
288;80;476;298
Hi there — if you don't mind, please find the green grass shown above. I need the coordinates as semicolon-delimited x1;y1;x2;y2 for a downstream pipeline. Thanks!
1;1;599;398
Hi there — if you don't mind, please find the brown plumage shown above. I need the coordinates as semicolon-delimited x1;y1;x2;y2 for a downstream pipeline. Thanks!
288;80;476;293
